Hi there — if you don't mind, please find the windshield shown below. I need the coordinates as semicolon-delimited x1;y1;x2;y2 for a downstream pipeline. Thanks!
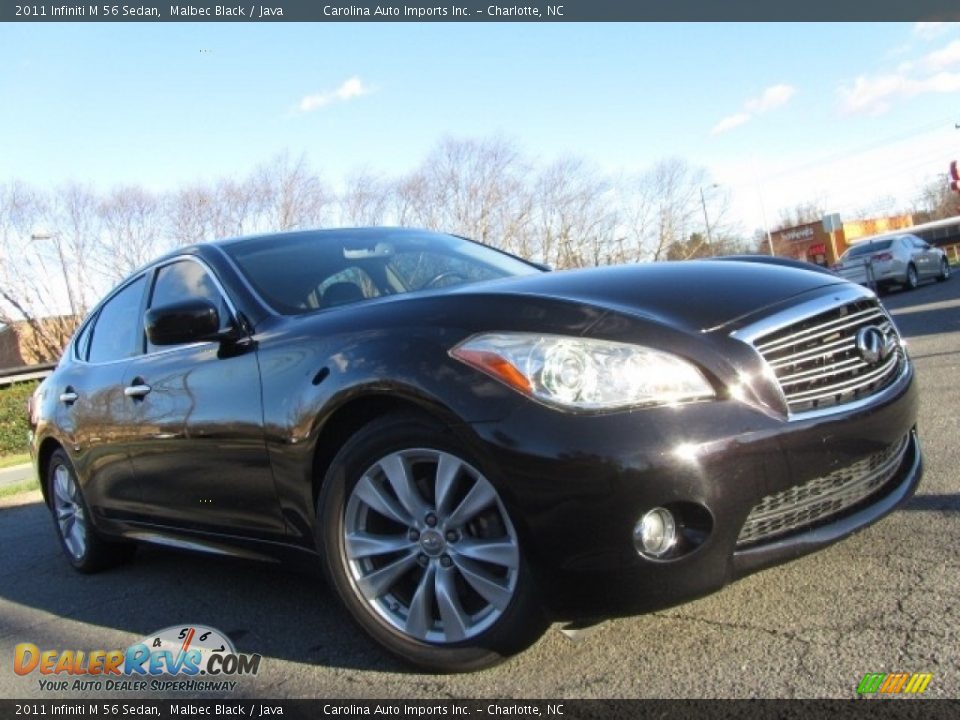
842;239;894;260
223;229;541;315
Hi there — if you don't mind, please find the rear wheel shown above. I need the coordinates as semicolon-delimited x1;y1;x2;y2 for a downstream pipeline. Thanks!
47;449;134;573
905;264;919;290
937;258;951;282
317;413;546;671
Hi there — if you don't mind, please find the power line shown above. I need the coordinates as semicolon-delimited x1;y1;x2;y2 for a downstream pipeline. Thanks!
757;114;955;182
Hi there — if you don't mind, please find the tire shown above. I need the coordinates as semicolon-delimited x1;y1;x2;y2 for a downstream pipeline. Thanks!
47;449;134;573
937;258;951;282
905;264;919;290
316;412;546;672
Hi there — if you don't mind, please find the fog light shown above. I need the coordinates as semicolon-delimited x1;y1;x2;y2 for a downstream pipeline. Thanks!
634;507;677;558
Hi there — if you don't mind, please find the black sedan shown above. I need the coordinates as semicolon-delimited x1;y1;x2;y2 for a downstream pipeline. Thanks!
29;228;922;671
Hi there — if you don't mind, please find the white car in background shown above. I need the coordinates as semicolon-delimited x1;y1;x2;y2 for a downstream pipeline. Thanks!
834;233;951;291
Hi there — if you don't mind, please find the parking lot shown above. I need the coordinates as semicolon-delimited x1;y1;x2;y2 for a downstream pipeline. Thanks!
1;275;957;700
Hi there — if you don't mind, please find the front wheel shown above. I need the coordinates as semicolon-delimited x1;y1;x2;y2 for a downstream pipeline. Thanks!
317;413;546;671
905;264;919;290
937;258;951;282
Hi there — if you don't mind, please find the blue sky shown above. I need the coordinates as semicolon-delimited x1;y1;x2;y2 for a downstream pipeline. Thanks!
3;21;960;232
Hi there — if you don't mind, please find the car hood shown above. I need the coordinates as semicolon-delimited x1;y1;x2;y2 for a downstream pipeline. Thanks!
451;260;848;332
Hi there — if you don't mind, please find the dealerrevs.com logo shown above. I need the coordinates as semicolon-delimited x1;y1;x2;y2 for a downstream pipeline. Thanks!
14;625;261;692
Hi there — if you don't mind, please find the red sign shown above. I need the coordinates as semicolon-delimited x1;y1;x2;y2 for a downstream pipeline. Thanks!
808;243;826;255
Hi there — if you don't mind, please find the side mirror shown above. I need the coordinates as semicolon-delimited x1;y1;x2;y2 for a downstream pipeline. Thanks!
145;299;223;346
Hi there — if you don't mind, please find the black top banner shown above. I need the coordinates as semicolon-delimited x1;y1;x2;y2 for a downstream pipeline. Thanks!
4;0;960;22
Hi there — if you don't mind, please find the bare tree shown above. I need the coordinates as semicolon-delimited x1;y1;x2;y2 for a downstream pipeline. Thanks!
849;194;901;221
0;182;78;362
611;170;657;264
615;158;726;262
913;174;958;223
98;186;163;282
398;137;533;254
250;152;331;231
167;184;217;247
774;198;827;230
166;178;258;247
530;158;616;268
339;171;392;226
50;183;104;315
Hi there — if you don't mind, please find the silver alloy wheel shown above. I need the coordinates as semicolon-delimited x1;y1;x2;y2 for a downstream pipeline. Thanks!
53;464;86;560
343;449;520;644
907;265;918;288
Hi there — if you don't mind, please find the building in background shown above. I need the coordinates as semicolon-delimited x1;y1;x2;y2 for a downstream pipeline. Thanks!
0;316;77;367
769;214;915;267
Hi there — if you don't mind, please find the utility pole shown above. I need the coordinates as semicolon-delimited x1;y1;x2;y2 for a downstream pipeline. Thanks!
699;184;718;247
30;232;78;318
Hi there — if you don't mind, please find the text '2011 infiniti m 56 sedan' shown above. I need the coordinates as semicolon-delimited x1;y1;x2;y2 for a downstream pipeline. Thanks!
29;228;922;671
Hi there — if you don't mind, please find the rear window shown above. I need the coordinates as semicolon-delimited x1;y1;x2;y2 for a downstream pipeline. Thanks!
843;239;893;259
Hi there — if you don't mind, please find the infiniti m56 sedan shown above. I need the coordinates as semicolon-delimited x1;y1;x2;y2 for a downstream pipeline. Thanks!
29;228;922;671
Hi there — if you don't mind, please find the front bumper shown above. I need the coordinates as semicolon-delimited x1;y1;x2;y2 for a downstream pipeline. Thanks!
469;358;921;619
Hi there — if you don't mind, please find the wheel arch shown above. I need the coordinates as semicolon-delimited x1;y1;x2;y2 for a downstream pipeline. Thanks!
309;390;475;513
36;436;65;506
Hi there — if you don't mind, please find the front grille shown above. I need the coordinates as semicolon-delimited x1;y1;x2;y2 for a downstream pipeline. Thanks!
737;433;910;547
752;297;903;415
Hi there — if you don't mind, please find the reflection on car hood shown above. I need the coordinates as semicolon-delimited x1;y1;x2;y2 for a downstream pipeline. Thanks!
451;260;847;332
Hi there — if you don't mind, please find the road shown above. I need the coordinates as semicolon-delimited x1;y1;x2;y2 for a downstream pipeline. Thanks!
1;275;957;700
0;464;33;489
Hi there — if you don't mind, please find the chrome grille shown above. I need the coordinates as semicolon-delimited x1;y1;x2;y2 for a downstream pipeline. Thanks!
752;297;903;415
737;434;910;547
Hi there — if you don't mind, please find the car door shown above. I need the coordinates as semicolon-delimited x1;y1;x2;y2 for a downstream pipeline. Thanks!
122;256;285;541
52;275;148;521
908;236;934;278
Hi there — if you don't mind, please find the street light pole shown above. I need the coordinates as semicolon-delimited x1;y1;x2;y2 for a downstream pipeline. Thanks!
30;232;78;318
699;184;718;248
756;189;775;257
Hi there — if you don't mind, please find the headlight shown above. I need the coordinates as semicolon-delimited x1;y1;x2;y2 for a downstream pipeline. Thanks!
450;333;715;411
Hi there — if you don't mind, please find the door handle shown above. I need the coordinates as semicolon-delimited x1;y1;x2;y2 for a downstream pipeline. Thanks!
124;383;152;399
59;388;78;405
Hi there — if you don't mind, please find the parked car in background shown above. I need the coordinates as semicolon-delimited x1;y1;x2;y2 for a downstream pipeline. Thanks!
834;233;951;291
29;228;922;671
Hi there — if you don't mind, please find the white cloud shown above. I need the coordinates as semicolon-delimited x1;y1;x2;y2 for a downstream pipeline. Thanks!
709;84;796;136
838;73;906;115
923;39;960;71
710;112;751;136
839;39;960;115
840;71;960;115
296;76;373;113
744;84;796;113
913;22;955;39
918;70;960;93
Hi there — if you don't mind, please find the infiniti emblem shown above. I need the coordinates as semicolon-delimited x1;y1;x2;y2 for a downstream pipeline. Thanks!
855;325;895;365
420;530;444;556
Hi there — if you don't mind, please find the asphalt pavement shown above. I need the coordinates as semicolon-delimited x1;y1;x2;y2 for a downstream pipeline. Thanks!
0;463;34;489
0;275;957;699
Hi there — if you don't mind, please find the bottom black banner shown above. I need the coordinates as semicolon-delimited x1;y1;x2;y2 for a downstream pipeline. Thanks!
2;699;958;720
